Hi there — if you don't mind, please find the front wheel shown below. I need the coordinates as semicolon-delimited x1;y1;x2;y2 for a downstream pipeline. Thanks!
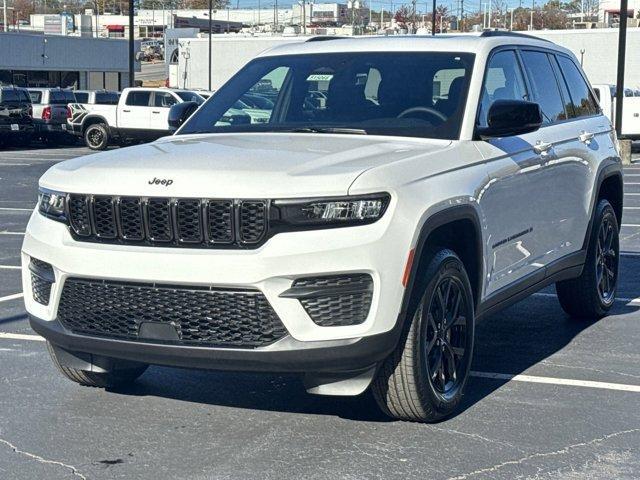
47;342;148;388
84;123;109;150
556;199;619;319
372;249;475;422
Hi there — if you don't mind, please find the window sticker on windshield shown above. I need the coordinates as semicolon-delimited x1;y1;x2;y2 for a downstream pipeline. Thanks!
307;74;334;82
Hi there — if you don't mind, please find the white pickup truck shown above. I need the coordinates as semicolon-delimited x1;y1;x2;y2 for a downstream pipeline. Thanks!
593;84;640;140
67;87;204;150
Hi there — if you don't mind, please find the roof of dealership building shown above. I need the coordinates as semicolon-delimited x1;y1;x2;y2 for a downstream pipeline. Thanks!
0;31;140;73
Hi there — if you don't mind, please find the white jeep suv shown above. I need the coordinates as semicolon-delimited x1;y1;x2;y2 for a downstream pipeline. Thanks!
23;32;623;422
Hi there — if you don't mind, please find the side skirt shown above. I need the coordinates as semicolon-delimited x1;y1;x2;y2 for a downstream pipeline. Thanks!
476;251;586;321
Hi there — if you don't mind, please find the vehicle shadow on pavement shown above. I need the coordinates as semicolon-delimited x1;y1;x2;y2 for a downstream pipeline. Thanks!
109;368;391;423
457;297;639;416
104;297;638;423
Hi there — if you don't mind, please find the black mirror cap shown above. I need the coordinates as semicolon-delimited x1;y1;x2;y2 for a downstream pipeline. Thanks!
168;101;199;132
477;99;543;139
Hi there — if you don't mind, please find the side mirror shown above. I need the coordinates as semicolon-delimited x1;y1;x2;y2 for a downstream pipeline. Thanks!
168;101;199;131
477;99;543;139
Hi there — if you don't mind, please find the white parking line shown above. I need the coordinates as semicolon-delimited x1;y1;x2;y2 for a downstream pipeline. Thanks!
533;292;640;305
0;231;25;236
0;163;32;166
622;224;640;227
623;206;640;210
0;293;23;303
624;193;640;196
0;265;21;270
622;252;640;257
0;332;44;342
471;371;640;393
0;207;33;212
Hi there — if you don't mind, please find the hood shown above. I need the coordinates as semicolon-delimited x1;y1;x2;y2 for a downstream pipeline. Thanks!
40;133;451;198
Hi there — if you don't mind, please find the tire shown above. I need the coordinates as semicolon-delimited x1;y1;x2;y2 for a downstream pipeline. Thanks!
84;123;109;150
372;249;475;422
556;199;619;319
47;341;148;388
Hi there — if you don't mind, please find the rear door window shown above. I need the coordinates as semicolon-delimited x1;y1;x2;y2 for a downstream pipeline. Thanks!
555;55;598;118
95;92;119;105
75;92;89;103
126;91;151;106
520;50;567;124
28;91;42;103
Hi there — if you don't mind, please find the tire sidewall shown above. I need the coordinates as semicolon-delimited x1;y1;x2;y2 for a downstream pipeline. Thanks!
588;200;619;312
415;250;475;416
85;124;108;150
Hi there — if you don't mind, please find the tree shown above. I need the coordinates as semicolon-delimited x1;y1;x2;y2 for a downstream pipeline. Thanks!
393;5;411;25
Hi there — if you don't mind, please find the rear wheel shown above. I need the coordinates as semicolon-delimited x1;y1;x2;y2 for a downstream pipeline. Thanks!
556;199;619;319
47;342;148;388
372;249;475;422
84;123;109;150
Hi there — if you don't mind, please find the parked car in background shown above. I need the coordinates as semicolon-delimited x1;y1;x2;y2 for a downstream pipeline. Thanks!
0;86;34;148
593;83;640;140
67;87;204;150
28;88;76;145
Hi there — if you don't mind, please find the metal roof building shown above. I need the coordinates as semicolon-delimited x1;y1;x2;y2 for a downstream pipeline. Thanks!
0;32;140;90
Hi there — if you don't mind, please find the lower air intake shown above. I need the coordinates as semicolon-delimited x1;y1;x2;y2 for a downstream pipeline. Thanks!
57;278;288;348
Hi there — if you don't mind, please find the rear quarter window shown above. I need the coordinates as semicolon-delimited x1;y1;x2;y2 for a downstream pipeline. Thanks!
555;55;598;118
75;92;89;103
95;92;119;105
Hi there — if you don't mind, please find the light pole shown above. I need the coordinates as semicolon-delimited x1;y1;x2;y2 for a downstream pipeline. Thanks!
128;0;134;87
2;0;7;32
530;0;534;30
208;0;212;90
615;0;628;138
431;0;435;34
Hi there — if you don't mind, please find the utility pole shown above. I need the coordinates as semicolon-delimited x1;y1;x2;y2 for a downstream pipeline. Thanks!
301;0;306;34
530;0;534;30
615;0;628;138
208;0;212;90
431;0;435;34
488;0;491;27
509;7;513;30
3;0;7;32
128;0;134;87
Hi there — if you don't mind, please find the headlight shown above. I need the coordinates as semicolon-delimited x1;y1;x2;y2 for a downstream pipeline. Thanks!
273;193;390;229
38;188;66;222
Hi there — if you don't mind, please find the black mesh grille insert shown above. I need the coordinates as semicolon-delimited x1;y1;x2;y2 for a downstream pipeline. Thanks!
293;274;373;327
29;258;55;306
146;198;172;242
176;199;203;243
57;278;288;348
93;196;116;238
68;194;91;236
239;201;267;244
66;195;269;249
206;200;233;244
118;197;144;240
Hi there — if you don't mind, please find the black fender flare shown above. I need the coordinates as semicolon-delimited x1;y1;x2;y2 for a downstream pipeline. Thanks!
398;204;484;324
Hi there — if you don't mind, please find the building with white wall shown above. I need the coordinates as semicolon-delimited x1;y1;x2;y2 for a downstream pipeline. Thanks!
598;0;640;26
528;28;640;88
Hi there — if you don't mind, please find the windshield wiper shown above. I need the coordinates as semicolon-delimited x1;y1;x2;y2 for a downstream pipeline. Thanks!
288;127;367;135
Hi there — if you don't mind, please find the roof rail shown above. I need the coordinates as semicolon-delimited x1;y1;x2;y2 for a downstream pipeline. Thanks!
306;36;348;42
480;30;552;43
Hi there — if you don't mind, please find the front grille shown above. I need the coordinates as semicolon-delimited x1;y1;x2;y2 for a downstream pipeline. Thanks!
57;278;288;348
66;194;268;249
292;274;373;327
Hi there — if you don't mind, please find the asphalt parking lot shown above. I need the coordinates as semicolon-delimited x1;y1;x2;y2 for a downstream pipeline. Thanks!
0;145;639;480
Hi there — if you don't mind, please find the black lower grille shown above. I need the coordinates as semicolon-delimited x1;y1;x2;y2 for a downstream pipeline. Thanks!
57;278;288;348
289;274;373;327
29;258;54;306
66;194;268;249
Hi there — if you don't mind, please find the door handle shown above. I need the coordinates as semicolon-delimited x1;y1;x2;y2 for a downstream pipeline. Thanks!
122;109;131;113
578;131;595;144
533;141;553;154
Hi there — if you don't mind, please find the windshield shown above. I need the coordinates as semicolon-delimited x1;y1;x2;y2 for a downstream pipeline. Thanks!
178;52;474;139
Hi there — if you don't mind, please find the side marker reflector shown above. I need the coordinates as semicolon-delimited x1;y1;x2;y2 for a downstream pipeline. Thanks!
402;248;415;288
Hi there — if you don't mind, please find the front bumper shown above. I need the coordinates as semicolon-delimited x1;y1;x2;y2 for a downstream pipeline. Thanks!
30;314;401;374
22;203;411;369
